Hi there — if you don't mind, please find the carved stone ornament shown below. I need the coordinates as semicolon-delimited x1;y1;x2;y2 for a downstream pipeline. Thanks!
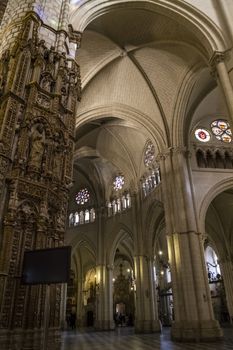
36;93;50;108
68;24;82;48
0;12;81;348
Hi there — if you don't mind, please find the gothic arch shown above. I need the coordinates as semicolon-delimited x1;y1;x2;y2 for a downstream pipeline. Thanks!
70;0;229;58
144;200;165;256
204;217;227;262
68;234;97;259
107;224;134;266
199;177;233;233
76;103;166;151
172;61;205;146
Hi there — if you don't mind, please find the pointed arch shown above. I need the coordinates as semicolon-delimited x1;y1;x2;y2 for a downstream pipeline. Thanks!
70;0;229;58
107;223;134;266
199;177;233;232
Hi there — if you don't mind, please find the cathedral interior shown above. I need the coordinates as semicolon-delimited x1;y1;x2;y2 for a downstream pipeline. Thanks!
0;0;233;349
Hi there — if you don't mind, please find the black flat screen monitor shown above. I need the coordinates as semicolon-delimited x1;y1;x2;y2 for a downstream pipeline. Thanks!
21;246;71;285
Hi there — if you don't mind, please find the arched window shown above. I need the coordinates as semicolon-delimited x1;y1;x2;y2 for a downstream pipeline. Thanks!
155;168;161;183
112;200;117;214
122;195;127;209
90;208;96;222
204;246;221;281
69;213;75;226
142;181;147;197
117;198;121;212
79;210;84;224
126;193;131;208
141;168;161;197
144;140;155;166
151;170;156;187
74;212;79;225
85;209;90;223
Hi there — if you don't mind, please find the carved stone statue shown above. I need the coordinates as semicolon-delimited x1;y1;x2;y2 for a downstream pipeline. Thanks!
28;124;45;169
61;86;68;106
53;148;62;178
40;74;52;92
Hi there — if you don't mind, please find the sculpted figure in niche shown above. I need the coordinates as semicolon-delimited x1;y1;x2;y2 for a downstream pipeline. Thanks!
40;74;52;92
28;123;45;169
37;40;46;57
60;52;68;68
53;147;62;179
61;86;68;106
53;133;63;179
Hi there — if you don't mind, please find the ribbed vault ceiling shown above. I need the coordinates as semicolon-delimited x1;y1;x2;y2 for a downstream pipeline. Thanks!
73;7;218;205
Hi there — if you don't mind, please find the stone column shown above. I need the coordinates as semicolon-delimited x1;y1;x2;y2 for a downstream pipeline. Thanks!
159;148;222;341
76;277;84;327
94;205;115;330
103;265;115;330
94;264;115;330
134;255;161;333
131;193;161;333
220;259;233;322
94;264;104;330
209;52;233;124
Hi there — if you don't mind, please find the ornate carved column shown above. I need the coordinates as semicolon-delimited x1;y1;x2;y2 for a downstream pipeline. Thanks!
0;11;81;350
159;147;222;341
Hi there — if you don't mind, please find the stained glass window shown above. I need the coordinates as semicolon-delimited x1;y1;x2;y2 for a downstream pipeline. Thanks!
69;208;96;226
211;120;232;143
195;128;210;142
74;212;79;225
113;175;124;191
144;140;155;166
90;208;96;222
85;209;90;223
75;188;90;205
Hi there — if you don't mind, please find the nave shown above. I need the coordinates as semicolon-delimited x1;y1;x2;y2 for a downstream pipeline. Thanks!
61;327;233;350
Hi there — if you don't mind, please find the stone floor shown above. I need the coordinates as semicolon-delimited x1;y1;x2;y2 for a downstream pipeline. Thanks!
61;327;233;350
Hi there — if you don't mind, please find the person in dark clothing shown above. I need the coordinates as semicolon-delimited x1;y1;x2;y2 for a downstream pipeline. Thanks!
70;311;76;329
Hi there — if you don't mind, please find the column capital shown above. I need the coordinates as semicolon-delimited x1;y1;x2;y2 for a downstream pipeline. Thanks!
157;146;189;161
209;50;230;77
106;264;114;271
